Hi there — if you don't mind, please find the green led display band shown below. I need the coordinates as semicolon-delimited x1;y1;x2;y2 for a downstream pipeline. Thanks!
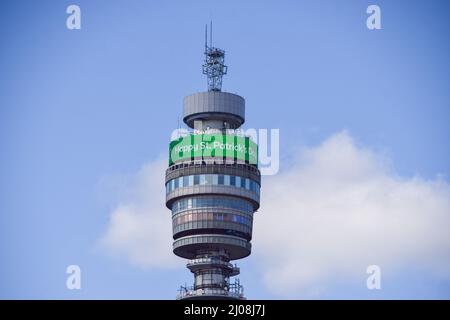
169;134;258;166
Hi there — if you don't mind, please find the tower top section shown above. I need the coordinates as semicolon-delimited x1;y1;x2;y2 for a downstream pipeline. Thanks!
202;21;228;92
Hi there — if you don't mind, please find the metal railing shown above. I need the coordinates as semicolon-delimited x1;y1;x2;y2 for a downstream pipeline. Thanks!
171;128;255;141
177;281;244;300
187;257;234;269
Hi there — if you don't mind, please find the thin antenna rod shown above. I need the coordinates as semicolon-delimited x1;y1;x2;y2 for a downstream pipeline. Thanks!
210;21;213;48
205;24;208;51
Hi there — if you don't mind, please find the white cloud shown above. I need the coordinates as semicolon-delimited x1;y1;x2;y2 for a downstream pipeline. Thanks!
97;132;450;297
253;131;450;296
99;157;179;269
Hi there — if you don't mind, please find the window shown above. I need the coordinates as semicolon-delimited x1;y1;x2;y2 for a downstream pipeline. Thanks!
171;174;259;192
172;196;254;214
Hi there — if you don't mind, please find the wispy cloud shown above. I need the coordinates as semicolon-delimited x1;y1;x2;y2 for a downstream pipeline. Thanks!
99;157;179;269
254;131;450;296
97;132;450;298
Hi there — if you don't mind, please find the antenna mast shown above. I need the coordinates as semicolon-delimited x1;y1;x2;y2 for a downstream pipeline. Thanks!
202;21;228;92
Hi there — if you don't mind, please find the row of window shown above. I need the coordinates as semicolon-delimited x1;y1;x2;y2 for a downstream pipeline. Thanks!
174;235;249;248
166;174;260;195
172;196;254;214
173;220;251;236
173;212;253;228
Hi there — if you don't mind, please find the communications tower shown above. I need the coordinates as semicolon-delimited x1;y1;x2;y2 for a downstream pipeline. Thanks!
165;23;261;299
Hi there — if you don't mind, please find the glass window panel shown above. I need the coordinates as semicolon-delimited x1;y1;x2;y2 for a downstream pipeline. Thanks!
241;177;246;188
194;175;200;185
174;178;179;189
236;176;241;188
218;175;224;185
200;175;206;185
205;174;213;185
212;174;218;185
189;175;194;186
183;176;189;187
230;176;235;186
172;196;253;214
224;175;230;186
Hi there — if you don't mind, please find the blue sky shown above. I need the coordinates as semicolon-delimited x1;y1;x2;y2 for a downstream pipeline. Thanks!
0;0;449;299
